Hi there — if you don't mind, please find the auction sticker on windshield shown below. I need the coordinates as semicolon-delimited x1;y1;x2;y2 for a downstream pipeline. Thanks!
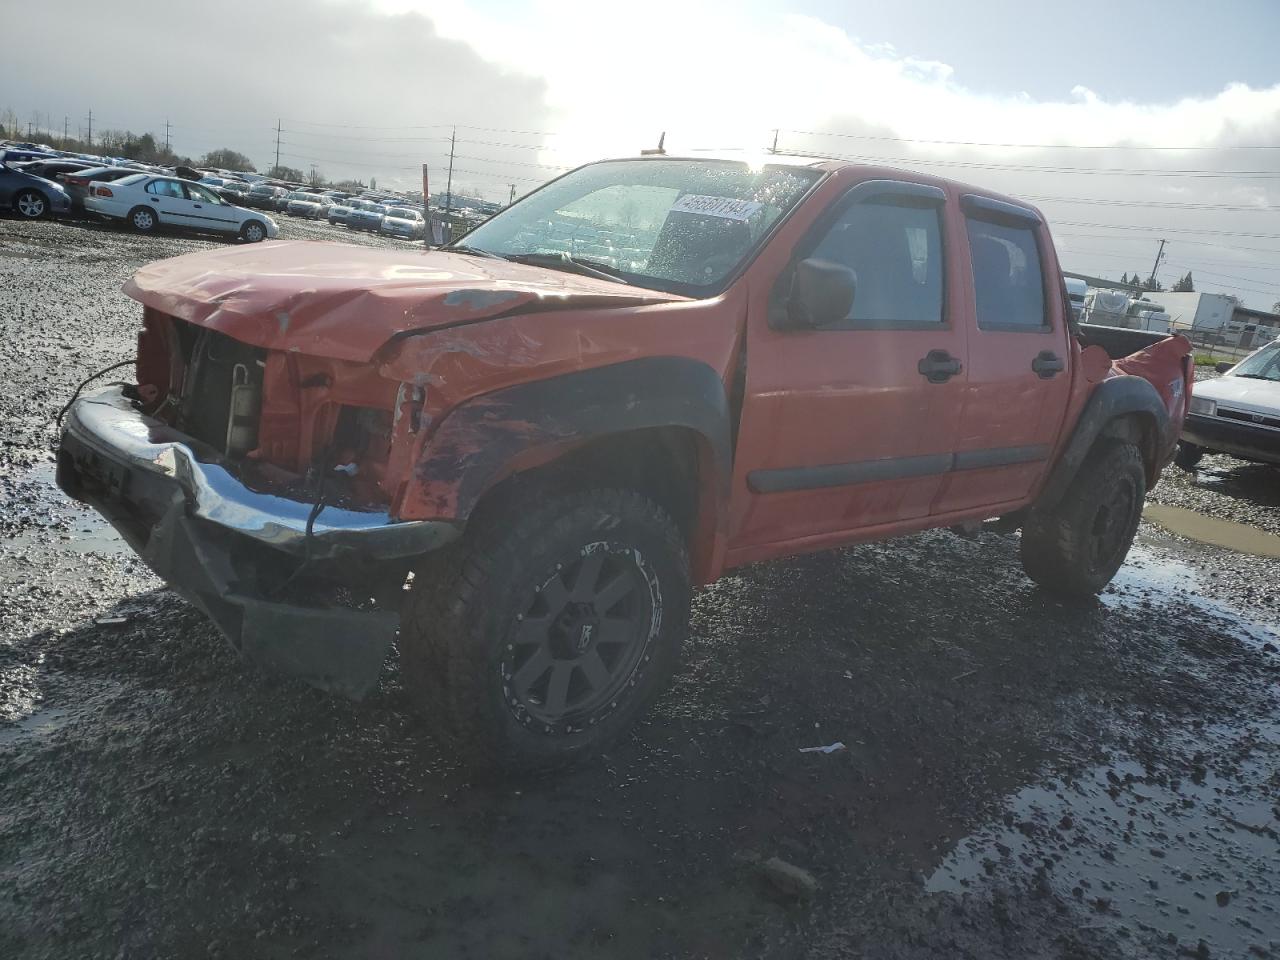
670;195;764;221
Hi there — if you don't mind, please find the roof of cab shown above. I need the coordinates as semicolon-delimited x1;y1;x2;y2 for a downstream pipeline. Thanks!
603;150;1045;222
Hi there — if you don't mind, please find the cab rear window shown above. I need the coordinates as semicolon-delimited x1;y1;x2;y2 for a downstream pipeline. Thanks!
967;218;1047;330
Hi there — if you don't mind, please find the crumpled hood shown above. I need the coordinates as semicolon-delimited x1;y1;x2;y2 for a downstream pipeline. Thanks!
124;240;682;362
1195;373;1280;415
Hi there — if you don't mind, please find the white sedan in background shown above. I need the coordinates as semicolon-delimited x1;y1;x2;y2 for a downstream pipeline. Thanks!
84;174;279;242
1178;337;1280;469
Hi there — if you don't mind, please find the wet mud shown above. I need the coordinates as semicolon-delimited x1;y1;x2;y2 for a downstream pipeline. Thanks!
1;216;1278;959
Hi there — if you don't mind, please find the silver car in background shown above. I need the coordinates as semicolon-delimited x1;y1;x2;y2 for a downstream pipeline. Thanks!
345;200;388;232
379;206;426;240
285;191;331;219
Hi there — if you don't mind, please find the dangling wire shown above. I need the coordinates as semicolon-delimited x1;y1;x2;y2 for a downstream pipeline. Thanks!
55;359;136;427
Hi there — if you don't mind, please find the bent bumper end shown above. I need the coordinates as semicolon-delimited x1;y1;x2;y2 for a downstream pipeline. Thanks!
57;386;460;698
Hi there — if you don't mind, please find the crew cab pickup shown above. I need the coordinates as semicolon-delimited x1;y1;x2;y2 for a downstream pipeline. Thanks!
57;154;1193;769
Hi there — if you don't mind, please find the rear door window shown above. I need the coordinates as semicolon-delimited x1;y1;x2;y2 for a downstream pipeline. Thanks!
966;218;1047;330
146;179;186;199
808;201;944;327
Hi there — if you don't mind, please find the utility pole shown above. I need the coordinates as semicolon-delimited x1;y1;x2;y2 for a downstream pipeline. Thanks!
86;108;92;147
444;126;456;218
63;116;68;142
274;119;282;172
164;119;171;152
1147;239;1167;290
770;129;779;154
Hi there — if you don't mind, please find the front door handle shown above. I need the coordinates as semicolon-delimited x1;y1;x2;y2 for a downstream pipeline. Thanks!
918;350;963;384
193;204;203;209
1032;351;1065;378
150;198;160;203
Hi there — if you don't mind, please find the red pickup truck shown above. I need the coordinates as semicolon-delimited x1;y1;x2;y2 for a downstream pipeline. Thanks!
58;154;1192;769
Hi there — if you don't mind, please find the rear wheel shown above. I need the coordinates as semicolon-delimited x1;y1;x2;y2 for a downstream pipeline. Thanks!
128;206;158;233
14;189;48;220
240;220;267;243
1021;440;1146;598
1174;441;1203;472
400;488;690;771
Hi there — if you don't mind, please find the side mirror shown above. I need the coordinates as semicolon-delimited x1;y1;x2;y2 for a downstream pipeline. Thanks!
1215;361;1233;375
786;258;856;328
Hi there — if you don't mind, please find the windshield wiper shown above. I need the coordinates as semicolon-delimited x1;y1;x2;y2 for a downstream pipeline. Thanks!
446;244;507;260
505;252;632;285
1233;373;1276;380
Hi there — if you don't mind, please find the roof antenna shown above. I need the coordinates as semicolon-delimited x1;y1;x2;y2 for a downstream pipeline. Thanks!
641;131;666;156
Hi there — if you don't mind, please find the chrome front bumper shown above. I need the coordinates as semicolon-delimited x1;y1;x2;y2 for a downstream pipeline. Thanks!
59;386;457;560
56;386;460;699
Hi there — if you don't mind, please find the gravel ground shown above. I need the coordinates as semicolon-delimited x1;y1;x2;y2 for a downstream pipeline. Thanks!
1;214;1278;960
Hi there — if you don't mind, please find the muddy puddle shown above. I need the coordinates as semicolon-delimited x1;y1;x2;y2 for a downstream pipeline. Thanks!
2;462;125;556
1145;503;1280;559
1112;541;1278;651
928;718;1280;958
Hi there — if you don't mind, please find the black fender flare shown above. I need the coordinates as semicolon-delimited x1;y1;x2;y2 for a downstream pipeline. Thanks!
410;356;733;521
1036;375;1172;510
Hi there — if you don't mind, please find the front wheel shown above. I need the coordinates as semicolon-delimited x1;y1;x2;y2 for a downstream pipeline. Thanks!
1174;441;1203;472
400;488;691;771
14;189;48;220
1020;440;1146;598
240;220;267;243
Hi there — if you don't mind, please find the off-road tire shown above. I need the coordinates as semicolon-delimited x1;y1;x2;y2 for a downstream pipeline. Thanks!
400;488;691;772
1173;441;1203;472
1020;440;1146;599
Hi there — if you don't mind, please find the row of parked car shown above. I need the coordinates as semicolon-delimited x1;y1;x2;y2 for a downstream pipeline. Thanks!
175;172;428;239
0;140;431;243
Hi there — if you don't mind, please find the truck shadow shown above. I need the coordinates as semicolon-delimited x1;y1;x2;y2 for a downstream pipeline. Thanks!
1189;456;1280;509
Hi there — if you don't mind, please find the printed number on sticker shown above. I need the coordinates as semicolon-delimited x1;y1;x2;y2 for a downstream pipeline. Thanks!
670;195;764;221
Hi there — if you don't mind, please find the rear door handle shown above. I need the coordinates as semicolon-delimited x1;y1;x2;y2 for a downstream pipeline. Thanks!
150;198;160;203
918;350;963;384
1032;351;1065;378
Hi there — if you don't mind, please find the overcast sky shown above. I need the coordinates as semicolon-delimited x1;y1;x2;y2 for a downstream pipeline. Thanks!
3;0;1279;309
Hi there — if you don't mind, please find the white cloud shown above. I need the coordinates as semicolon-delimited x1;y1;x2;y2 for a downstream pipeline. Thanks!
360;0;1280;305
369;2;1280;159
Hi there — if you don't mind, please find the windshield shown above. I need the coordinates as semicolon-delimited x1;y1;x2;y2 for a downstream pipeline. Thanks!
455;158;821;294
249;185;274;194
1230;342;1280;381
291;193;317;202
387;208;419;219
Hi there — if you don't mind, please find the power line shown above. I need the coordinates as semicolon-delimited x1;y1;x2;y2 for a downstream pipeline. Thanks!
1053;219;1280;241
779;147;1280;179
282;118;562;137
1162;264;1280;292
1027;195;1280;213
1052;240;1280;274
784;128;1280;151
275;151;545;182
1051;230;1280;256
